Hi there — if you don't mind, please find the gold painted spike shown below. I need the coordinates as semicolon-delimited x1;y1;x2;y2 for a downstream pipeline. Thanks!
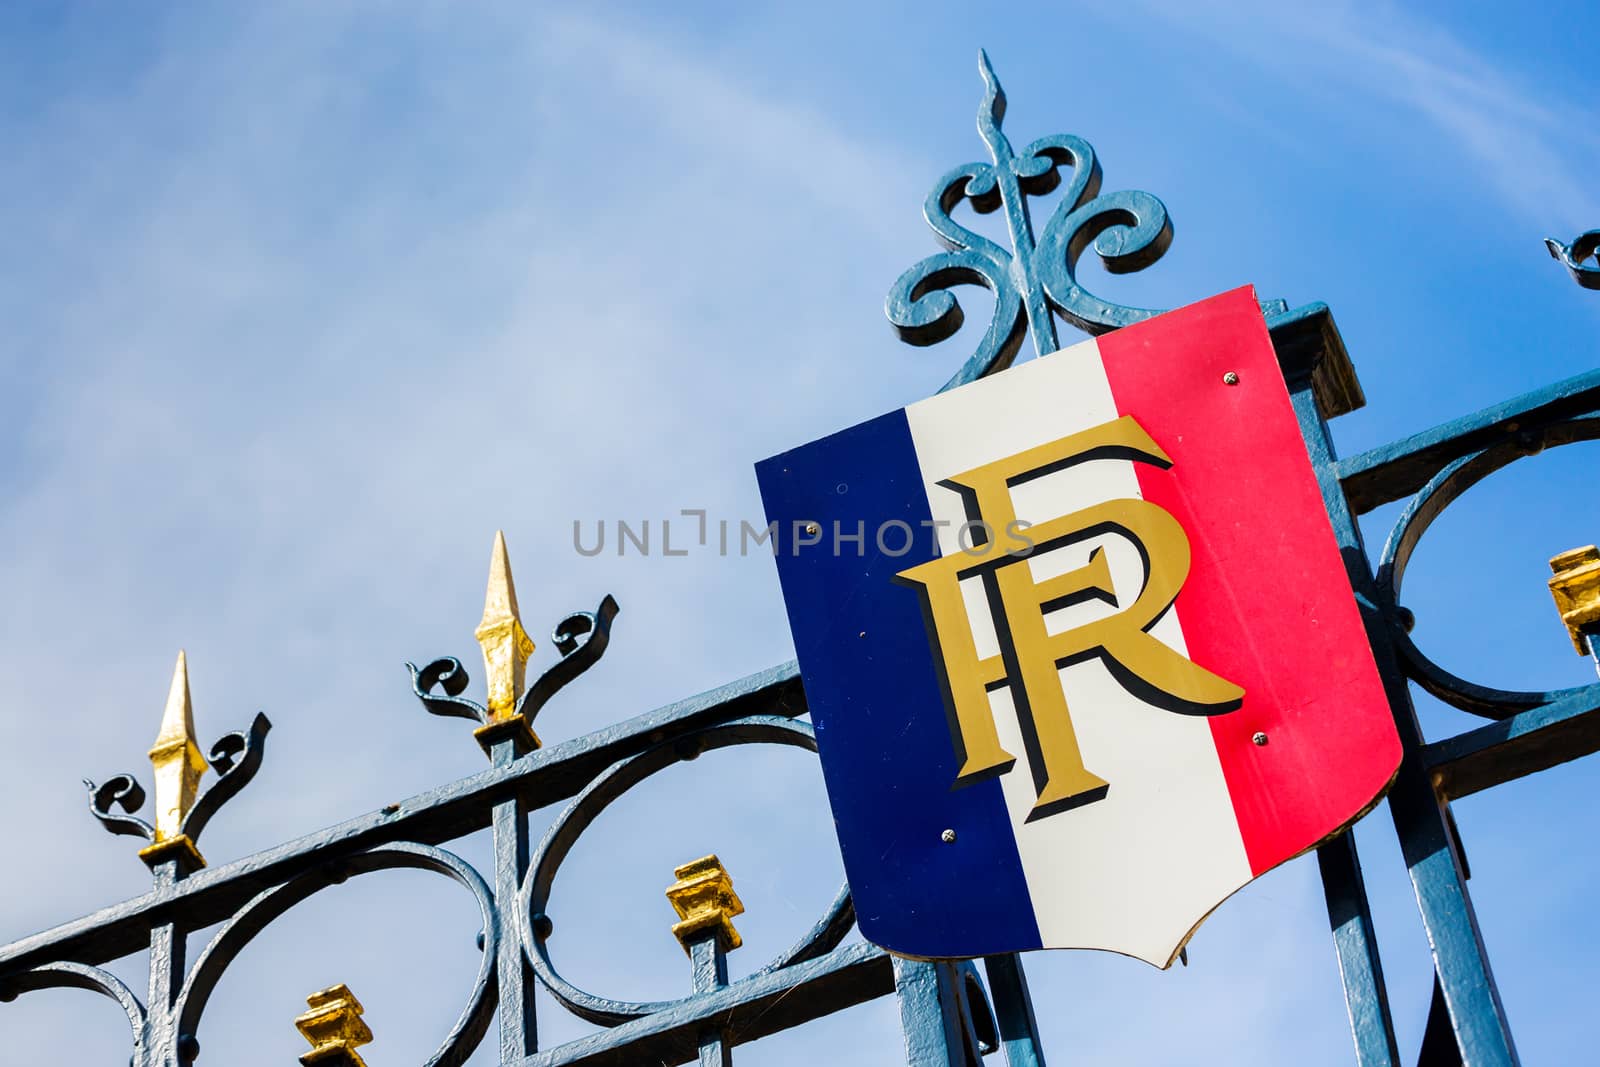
475;530;536;723
138;651;209;872
1549;545;1600;654
295;983;373;1067
666;854;744;956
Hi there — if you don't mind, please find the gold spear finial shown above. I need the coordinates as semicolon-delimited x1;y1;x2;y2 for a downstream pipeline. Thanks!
295;984;373;1067
138;651;209;872
1549;546;1600;655
665;854;744;956
472;531;539;754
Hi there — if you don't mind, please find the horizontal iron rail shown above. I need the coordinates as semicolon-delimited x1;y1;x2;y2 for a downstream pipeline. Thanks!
0;662;804;977
1424;685;1600;801
522;941;893;1067
1336;367;1600;514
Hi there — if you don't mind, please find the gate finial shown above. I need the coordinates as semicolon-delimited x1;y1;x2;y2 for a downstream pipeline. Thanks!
1549;545;1600;657
408;534;620;759
295;983;373;1067
474;530;538;752
1545;231;1600;289
84;652;273;875
666;854;745;956
886;49;1175;391
140;651;209;870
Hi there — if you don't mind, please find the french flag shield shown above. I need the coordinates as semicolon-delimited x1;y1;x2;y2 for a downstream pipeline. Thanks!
756;287;1399;966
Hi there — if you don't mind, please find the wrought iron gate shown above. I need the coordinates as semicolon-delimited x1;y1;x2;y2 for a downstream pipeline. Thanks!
3;53;1597;1067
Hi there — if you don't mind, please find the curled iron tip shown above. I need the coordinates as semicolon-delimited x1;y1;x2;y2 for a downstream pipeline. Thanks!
1547;229;1600;290
976;48;1008;162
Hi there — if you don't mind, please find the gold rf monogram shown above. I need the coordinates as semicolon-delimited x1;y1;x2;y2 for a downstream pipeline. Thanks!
894;415;1245;821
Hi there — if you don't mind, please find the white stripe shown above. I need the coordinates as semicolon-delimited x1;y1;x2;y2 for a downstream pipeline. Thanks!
903;340;1252;967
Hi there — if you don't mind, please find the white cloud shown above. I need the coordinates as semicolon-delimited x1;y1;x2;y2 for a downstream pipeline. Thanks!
1123;0;1600;231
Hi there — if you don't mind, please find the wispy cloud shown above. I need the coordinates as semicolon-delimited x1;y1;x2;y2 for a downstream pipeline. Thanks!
0;6;919;1063
1124;0;1600;231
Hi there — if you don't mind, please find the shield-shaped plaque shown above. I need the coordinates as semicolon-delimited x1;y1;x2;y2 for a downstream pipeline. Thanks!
756;286;1399;966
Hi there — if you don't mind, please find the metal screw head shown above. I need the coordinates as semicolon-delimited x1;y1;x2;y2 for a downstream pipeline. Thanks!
804;523;820;535
940;828;957;843
1223;371;1240;385
1252;731;1269;746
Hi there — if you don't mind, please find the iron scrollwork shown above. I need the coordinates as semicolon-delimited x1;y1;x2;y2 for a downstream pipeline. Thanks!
0;961;147;1060
886;50;1173;391
1372;413;1600;719
173;842;498;1067
84;703;271;864
517;714;855;1027
1546;230;1600;290
80;646;271;878
409;596;619;729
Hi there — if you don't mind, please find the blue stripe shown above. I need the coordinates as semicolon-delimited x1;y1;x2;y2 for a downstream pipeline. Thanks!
756;408;1041;957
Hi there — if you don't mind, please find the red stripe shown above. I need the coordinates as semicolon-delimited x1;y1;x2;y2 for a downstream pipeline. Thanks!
1097;287;1398;875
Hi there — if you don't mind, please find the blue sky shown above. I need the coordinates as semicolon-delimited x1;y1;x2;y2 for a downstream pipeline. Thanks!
2;2;1598;1063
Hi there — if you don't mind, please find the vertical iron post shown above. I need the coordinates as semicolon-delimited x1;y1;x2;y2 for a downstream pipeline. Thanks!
686;929;733;1067
490;734;537;1059
666;854;744;1066
148;859;190;1067
1283;333;1518;1066
982;953;1047;1067
1316;832;1399;1067
894;959;980;1067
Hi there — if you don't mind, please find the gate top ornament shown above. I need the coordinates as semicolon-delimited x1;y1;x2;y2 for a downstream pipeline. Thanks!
84;651;271;876
1545;230;1600;289
408;531;620;759
886;50;1176;391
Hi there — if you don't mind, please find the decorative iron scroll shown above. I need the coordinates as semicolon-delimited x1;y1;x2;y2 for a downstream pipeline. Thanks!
519;716;855;1027
83;651;272;873
886;50;1173;390
1546;229;1600;289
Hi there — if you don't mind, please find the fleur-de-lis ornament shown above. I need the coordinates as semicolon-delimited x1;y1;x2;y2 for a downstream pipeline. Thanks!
886;50;1176;392
84;651;271;875
409;531;619;759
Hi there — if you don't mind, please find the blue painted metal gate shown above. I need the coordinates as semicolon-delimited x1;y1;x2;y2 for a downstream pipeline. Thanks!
3;52;1598;1067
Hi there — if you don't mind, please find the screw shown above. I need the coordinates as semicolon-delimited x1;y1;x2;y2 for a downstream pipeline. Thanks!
941;828;957;843
1223;371;1240;385
858;631;867;639
804;523;820;535
1252;731;1268;746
